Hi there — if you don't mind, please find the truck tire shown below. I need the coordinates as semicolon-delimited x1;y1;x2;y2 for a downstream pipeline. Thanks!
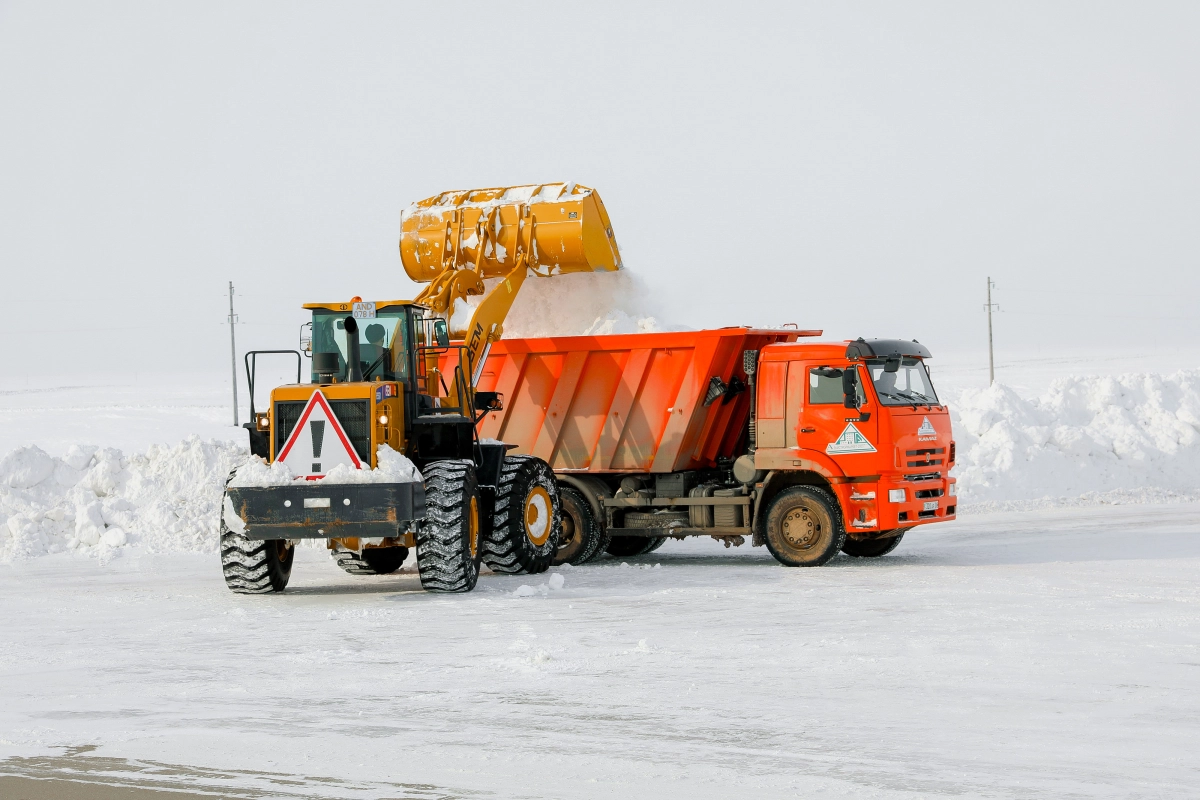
220;521;294;594
332;546;409;575
483;455;561;575
416;460;483;592
842;530;905;558
605;536;665;557
554;485;606;565
764;486;845;567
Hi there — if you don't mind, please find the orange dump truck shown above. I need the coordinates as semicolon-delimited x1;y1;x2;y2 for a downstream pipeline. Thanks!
446;328;957;566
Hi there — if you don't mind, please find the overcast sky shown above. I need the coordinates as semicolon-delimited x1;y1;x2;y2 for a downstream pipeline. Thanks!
2;2;1197;380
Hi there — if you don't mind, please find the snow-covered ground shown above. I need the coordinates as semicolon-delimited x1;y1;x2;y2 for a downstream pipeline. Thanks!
3;356;1200;796
2;505;1199;798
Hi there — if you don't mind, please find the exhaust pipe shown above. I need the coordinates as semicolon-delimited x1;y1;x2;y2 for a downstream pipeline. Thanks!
344;317;363;382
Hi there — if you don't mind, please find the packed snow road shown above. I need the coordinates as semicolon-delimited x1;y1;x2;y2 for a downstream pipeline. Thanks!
2;505;1199;799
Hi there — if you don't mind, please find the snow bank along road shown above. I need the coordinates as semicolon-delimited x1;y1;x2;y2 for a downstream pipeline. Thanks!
7;368;1200;562
2;504;1198;799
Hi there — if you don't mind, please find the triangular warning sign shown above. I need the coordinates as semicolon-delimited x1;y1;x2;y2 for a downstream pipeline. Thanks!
917;416;937;439
826;423;877;455
276;390;363;479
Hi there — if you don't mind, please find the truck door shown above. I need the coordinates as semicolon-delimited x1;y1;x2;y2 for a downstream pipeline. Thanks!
796;362;880;473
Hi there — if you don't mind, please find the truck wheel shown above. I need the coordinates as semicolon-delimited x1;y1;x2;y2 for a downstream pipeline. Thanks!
416;460;483;592
764;486;845;567
483;455;561;575
605;536;665;557
332;546;409;575
220;521;294;594
554;485;606;565
842;530;905;557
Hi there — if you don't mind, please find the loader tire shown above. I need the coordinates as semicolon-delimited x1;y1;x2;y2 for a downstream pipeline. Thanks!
554;485;606;566
332;546;409;575
842;530;906;558
483;455;561;575
220;521;294;594
416;460;483;593
764;486;845;567
605;536;665;558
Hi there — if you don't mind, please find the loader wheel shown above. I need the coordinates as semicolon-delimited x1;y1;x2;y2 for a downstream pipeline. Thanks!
842;530;906;558
332;546;409;575
220;521;294;594
605;536;665;557
483;455;561;575
416;460;483;593
764;486;845;567
553;485;606;566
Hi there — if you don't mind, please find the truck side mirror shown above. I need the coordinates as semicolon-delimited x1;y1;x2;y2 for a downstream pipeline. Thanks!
842;367;860;409
433;319;450;347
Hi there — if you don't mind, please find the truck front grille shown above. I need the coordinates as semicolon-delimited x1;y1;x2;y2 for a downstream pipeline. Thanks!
274;399;372;463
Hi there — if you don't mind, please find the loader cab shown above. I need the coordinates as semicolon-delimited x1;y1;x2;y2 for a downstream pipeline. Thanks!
306;302;416;385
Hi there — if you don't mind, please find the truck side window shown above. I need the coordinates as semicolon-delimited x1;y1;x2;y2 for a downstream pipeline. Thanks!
809;369;844;404
809;367;867;405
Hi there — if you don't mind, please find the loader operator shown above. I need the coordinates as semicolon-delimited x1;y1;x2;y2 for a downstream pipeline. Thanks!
362;322;391;379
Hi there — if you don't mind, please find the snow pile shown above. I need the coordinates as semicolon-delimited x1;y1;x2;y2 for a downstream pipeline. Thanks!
450;270;672;338
228;445;421;487
0;437;246;562
951;370;1200;507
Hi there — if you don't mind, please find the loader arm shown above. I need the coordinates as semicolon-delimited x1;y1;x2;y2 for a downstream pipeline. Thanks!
399;183;623;405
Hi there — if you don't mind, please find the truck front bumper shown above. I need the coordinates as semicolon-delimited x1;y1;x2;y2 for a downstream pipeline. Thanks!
225;481;426;540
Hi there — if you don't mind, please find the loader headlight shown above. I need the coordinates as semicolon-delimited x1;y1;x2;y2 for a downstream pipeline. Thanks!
377;415;388;426
888;489;906;503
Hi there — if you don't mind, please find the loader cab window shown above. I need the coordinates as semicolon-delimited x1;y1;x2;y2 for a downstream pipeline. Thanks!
310;306;411;383
867;358;940;407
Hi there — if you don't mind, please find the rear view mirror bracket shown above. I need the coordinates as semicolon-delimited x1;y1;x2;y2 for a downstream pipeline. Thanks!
842;367;861;409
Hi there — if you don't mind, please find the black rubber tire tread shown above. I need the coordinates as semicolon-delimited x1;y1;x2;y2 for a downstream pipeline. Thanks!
554;485;606;566
571;477;613;562
842;530;905;557
220;510;294;594
605;536;665;557
332;546;409;575
482;455;561;575
415;460;483;592
763;485;846;567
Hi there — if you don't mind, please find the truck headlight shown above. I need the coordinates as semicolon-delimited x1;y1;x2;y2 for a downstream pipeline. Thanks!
888;489;905;503
949;483;956;497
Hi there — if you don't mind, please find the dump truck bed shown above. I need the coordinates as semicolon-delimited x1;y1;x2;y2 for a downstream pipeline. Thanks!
463;328;808;473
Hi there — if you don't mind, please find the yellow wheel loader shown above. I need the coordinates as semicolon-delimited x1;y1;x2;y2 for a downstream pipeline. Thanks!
220;184;622;594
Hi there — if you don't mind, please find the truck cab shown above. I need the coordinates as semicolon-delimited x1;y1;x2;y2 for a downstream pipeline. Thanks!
752;338;955;542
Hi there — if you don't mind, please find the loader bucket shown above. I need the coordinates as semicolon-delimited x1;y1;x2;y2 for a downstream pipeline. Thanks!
399;183;622;283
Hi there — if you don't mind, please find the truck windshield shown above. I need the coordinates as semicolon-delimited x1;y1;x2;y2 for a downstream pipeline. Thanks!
867;359;940;407
311;306;410;383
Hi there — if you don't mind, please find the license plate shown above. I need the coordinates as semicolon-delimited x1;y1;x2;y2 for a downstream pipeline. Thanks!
303;497;331;508
923;500;938;511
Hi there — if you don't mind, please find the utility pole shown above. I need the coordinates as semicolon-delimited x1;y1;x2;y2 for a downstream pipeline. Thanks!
985;277;998;385
226;284;238;429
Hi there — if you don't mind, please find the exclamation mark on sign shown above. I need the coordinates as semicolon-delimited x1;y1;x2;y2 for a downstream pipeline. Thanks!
310;420;325;473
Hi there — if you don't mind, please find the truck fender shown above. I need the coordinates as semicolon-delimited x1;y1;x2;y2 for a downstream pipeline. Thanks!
751;466;839;547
